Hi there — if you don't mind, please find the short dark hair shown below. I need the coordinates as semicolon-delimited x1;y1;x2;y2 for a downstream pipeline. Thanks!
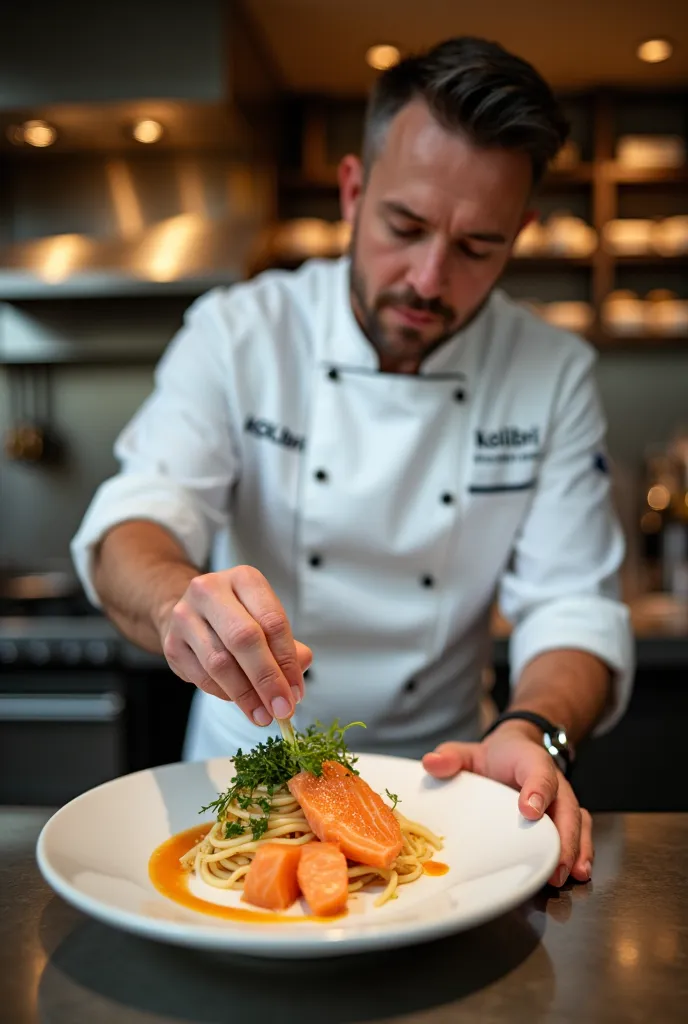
363;37;569;186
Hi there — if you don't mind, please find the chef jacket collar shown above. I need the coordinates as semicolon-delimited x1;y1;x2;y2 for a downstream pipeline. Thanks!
330;257;494;380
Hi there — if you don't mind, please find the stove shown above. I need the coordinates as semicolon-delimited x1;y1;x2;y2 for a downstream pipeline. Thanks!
0;576;166;671
0;616;119;668
0;597;191;805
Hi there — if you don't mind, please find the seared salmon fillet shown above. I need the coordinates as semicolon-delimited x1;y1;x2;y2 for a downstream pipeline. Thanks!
288;761;403;869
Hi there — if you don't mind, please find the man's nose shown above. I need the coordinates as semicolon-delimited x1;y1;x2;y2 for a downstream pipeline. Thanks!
407;240;448;300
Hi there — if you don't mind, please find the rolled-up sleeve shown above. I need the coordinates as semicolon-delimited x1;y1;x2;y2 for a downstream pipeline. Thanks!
498;346;635;735
71;291;240;606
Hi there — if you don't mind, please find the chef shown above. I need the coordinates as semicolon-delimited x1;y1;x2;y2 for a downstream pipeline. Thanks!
72;36;634;889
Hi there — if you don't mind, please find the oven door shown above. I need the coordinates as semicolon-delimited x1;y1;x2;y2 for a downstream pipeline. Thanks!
0;670;127;805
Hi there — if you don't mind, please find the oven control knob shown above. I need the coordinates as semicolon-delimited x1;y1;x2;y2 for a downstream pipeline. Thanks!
60;641;83;665
85;641;111;665
27;641;51;665
0;641;19;664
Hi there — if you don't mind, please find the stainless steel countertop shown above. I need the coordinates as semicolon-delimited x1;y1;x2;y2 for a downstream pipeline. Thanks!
2;809;687;1023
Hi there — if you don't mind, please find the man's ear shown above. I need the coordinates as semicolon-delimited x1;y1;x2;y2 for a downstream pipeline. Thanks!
338;154;364;225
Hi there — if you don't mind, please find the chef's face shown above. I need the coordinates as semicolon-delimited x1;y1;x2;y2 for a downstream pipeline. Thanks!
340;100;535;371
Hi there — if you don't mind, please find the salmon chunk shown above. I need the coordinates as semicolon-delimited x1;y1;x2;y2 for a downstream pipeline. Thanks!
297;842;349;917
242;842;302;911
288;761;403;869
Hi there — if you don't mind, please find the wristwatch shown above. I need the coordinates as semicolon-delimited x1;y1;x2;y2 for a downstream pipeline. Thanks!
482;711;574;776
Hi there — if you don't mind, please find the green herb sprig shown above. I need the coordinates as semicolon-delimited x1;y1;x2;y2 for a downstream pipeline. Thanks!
224;821;245;839
202;720;366;839
385;789;400;810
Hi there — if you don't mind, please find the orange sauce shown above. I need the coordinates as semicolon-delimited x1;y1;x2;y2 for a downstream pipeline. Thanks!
148;824;344;924
423;860;450;877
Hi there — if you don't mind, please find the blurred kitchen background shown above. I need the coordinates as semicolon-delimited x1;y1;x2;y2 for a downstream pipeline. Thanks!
1;1;687;809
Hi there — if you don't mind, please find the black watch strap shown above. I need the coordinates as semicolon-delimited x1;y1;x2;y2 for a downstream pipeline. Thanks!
482;711;573;775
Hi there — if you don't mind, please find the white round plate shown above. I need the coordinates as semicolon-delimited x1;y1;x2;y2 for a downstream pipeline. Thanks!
37;753;560;958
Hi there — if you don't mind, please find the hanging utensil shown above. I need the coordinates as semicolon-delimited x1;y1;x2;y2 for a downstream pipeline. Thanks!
34;364;65;464
3;364;64;465
3;366;38;461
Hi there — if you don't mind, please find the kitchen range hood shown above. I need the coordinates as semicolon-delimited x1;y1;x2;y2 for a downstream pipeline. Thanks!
0;0;281;297
0;181;276;300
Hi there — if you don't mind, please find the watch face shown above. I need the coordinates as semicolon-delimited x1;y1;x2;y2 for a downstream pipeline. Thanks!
543;728;571;775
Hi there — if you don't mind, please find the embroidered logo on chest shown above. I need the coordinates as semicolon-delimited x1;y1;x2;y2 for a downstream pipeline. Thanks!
474;425;541;464
244;415;305;452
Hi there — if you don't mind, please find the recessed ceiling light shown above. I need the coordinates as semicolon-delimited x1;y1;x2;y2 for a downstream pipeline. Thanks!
366;44;401;71
132;119;164;144
637;38;673;63
17;120;57;147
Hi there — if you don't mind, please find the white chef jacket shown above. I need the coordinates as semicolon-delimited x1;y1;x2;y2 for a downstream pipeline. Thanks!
71;256;634;761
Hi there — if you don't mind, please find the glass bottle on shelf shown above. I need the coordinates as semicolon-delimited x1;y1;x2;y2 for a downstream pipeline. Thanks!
641;434;688;598
664;431;688;599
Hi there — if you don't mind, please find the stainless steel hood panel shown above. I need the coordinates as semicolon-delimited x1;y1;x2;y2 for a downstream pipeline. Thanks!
0;218;270;301
0;151;275;299
0;212;270;298
0;2;281;297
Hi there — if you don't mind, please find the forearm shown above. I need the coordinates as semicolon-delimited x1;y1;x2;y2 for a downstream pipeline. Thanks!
92;520;200;654
507;648;612;747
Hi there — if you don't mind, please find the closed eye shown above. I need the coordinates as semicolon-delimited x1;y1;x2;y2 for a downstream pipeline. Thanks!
387;219;495;258
457;242;491;261
388;223;423;241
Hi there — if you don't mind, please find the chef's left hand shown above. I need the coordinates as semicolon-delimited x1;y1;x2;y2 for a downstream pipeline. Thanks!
422;722;592;888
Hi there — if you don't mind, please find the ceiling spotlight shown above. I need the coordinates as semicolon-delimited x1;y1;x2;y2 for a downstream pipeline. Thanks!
18;120;57;147
366;44;401;71
637;38;673;63
132;119;164;144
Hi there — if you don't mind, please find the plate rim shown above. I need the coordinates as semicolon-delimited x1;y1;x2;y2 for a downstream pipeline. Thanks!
36;754;561;958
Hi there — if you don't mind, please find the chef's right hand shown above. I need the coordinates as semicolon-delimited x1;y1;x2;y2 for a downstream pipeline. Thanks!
155;565;312;726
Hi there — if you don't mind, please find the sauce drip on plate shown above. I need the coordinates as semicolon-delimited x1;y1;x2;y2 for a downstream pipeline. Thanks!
423;860;450;877
148;824;343;924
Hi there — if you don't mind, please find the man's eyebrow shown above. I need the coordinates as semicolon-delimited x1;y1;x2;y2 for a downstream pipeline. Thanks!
380;201;507;245
381;200;427;222
464;231;508;244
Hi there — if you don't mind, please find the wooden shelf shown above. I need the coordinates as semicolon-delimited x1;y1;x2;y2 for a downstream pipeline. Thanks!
612;254;688;268
542;164;594;187
508;255;593;269
509;254;688;270
280;170;339;191
593;332;687;349
609;165;688;185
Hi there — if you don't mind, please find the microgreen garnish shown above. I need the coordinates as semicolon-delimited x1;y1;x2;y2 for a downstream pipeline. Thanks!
224;820;245;839
201;720;366;837
385;789;400;810
250;817;270;842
